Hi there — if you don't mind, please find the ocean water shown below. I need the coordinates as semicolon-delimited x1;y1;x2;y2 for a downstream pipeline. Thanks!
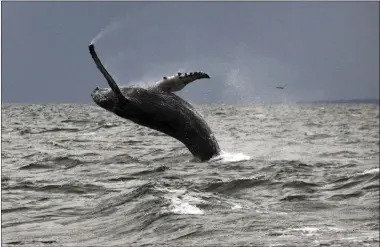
1;103;379;246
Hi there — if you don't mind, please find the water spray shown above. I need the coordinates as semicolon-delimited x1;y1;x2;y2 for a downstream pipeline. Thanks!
90;19;125;45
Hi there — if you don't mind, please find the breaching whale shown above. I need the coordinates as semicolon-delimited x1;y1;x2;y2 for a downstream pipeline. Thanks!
89;44;220;161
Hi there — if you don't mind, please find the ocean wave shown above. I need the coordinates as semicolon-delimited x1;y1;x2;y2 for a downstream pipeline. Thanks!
2;103;379;246
22;156;84;170
24;127;81;134
203;178;270;194
7;182;111;195
61;119;91;124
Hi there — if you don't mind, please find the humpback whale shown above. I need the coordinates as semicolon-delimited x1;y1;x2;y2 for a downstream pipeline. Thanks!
89;44;220;161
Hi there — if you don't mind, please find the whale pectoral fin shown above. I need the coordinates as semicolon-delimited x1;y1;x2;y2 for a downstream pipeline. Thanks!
182;72;210;86
89;44;129;103
154;71;211;92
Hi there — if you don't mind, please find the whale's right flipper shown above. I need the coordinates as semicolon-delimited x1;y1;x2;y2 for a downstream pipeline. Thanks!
89;44;129;103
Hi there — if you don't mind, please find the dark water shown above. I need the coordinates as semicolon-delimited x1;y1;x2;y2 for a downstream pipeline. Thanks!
1;103;379;246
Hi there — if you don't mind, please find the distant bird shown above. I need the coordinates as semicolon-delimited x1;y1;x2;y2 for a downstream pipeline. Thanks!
276;84;288;90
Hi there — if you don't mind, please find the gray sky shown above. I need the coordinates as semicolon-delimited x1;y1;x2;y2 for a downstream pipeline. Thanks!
2;1;379;104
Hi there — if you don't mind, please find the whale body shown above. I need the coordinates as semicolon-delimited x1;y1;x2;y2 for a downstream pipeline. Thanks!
89;44;220;161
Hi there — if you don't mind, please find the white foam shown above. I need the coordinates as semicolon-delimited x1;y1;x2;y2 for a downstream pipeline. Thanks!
360;168;379;175
291;227;319;233
156;187;186;194
82;132;96;136
211;151;251;163
169;197;204;215
286;226;344;236
157;187;205;215
231;203;242;210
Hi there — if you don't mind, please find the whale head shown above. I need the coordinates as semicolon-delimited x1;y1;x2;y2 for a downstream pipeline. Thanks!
91;87;118;111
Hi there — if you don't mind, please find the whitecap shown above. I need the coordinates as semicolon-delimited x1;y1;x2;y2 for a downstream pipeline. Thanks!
158;187;205;215
360;168;379;175
231;203;242;210
169;197;204;215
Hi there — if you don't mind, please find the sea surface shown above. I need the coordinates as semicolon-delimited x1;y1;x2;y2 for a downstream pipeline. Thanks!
1;103;379;246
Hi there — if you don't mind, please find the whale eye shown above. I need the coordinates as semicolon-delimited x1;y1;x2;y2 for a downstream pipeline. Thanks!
163;77;167;80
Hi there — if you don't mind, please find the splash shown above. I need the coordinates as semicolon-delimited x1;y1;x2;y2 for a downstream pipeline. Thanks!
360;168;379;175
158;187;205;215
169;197;204;215
231;203;243;210
221;43;300;104
210;150;251;163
